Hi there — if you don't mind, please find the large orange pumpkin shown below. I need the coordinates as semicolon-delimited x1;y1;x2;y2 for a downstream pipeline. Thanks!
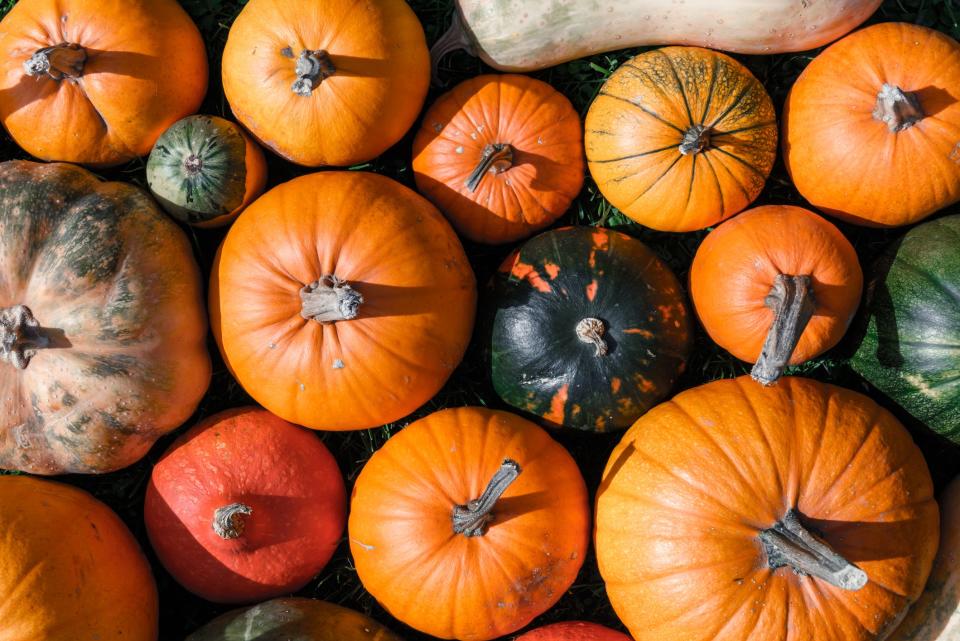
0;0;207;167
0;475;158;641
585;46;777;232
349;407;590;641
412;74;584;244
689;205;863;385
210;171;476;431
596;376;939;641
221;0;430;167
783;22;960;227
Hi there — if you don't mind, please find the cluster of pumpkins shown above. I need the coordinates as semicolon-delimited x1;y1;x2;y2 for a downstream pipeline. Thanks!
0;0;959;640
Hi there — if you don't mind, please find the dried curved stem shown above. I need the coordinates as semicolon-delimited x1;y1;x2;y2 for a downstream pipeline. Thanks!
679;124;712;155
751;274;815;386
0;305;49;370
465;143;514;192
453;459;521;537
291;49;336;97
872;84;924;133
213;503;253;540
23;43;86;80
300;276;363;323
576;317;609;357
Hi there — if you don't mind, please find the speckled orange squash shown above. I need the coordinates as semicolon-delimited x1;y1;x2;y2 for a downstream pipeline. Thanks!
413;74;584;244
586;46;777;232
349;407;590;641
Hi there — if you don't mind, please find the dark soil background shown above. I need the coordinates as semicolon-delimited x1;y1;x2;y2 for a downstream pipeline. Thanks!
1;0;959;639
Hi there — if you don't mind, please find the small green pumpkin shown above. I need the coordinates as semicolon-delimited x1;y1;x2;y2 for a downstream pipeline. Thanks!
146;115;266;228
851;214;960;443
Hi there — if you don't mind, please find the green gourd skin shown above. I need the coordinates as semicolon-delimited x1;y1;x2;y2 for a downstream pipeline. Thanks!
147;115;264;227
851;215;960;443
185;598;403;641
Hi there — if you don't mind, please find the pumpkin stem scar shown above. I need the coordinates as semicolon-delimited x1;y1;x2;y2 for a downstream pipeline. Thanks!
465;143;514;192
291;49;336;97
751;274;815;386
23;42;86;81
576;317;609;357
0;305;49;370
873;84;924;133
183;154;203;174
759;509;868;591
679;124;712;155
212;503;253;539
453;459;522;537
300;275;364;323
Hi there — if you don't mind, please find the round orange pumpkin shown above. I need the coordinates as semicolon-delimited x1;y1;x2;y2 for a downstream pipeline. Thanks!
412;74;584;244
210;171;476;431
689;205;863;385
783;22;960;227
0;0;208;167
0;475;158;641
221;0;430;167
516;622;632;641
349;407;590;641
596;376;939;641
585;46;777;232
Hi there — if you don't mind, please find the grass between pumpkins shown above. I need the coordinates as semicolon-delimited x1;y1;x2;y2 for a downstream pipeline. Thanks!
0;0;959;638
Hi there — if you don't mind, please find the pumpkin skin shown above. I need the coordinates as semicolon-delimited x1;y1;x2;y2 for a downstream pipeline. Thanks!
585;47;777;232
850;215;960;443
412;74;584;244
222;0;430;167
186;598;403;641
0;475;158;641
596;376;939;641
349;407;590;641
489;226;692;432
144;407;346;604
146;115;268;228
689;205;863;384
0;0;207;167
0;160;210;475
783;23;960;227
516;622;632;641
210;171;476;431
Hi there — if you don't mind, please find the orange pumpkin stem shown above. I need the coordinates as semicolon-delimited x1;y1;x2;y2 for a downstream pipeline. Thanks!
453;459;521;537
873;84;924;133
23;43;86;80
679;124;712;155
212;502;253;540
751;274;815;386
291;49;336;97
0;305;49;370
465;143;514;193
300;275;364;324
576;317;609;357
760;509;868;591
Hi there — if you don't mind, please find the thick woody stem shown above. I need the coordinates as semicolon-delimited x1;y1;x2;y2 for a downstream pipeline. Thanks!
453;459;522;537
576;317;609;357
679;124;712;155
760;509;868;591
213;503;253;540
23;43;87;80
465;143;514;192
0;305;49;370
751;274;815;386
872;84;924;133
291;49;336;97
300;276;363;323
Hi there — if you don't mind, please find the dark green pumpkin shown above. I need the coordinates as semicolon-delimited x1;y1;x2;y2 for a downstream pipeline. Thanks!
851;214;960;443
186;598;402;641
489;226;693;432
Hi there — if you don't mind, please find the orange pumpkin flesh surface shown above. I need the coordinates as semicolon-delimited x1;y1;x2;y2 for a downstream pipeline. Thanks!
596;376;939;641
0;0;208;167
210;171;476;431
349;407;590;641
586;46;777;232
0;475;158;641
144;407;346;604
222;0;430;167
784;22;960;227
413;74;584;244
689;205;863;385
516;622;632;641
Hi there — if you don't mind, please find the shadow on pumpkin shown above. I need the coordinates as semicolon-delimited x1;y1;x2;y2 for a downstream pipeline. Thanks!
915;85;958;119
806;512;938;564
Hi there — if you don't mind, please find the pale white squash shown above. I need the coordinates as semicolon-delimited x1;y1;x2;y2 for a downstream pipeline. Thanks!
432;0;882;72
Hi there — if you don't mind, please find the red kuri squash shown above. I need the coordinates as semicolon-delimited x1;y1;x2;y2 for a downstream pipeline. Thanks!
516;622;632;641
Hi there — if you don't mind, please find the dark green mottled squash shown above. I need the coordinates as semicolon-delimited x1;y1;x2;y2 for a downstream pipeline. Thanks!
489;226;693;432
186;598;403;641
146;115;267;228
851;214;960;443
0;161;211;474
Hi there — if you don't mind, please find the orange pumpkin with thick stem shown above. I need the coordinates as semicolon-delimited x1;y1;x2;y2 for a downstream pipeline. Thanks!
596;376;939;641
221;0;430;167
210;171;476;431
413;74;584;244
783;22;960;227
349;407;590;641
0;0;208;167
689;205;863;385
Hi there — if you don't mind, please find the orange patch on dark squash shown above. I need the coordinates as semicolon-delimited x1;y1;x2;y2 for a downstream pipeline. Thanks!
586;279;598;301
623;328;654;339
543;262;560;279
611;377;622;394
543;384;569;426
592;229;609;250
511;259;552;293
